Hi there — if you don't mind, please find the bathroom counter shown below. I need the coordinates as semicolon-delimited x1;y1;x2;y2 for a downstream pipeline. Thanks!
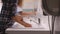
6;28;50;31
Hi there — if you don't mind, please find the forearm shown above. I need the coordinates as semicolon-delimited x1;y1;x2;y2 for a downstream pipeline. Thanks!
20;12;35;16
12;15;31;27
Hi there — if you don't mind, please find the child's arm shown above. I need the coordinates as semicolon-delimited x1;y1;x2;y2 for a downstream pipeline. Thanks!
12;15;32;27
19;11;36;16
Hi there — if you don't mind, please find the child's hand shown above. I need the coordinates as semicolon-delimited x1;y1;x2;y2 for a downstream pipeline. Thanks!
24;23;32;27
33;11;36;15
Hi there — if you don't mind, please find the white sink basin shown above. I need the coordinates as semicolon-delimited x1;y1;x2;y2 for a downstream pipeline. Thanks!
6;16;51;31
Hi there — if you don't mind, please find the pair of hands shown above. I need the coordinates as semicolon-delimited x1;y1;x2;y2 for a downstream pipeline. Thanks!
23;12;37;27
18;11;37;27
24;12;37;27
12;15;32;27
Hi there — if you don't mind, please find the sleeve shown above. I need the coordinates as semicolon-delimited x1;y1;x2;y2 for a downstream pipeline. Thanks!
17;6;23;13
16;6;23;16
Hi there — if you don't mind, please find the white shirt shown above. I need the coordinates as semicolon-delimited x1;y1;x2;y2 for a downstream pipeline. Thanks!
16;6;23;16
17;6;23;13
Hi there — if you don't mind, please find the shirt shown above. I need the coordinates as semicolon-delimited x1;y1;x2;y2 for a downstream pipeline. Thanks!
17;6;23;12
0;0;17;29
16;6;23;16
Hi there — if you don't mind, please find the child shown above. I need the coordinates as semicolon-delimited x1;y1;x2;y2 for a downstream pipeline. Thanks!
12;0;36;27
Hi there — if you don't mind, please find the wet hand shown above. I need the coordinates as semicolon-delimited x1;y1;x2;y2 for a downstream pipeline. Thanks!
24;23;32;27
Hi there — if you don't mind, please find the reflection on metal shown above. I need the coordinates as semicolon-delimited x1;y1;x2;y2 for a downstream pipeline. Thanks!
30;17;40;25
